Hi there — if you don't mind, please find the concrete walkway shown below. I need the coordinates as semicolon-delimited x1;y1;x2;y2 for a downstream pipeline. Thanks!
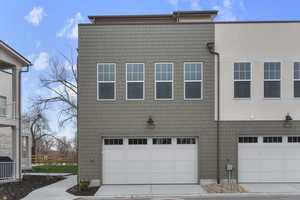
95;185;206;197
21;175;76;200
241;183;300;193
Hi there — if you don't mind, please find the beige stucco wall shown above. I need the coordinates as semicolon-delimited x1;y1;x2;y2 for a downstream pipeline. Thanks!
215;22;300;121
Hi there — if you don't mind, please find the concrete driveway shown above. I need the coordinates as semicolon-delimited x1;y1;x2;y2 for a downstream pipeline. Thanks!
241;183;300;193
95;185;206;197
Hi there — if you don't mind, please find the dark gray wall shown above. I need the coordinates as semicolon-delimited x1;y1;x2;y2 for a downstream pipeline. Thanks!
78;23;216;183
219;121;300;181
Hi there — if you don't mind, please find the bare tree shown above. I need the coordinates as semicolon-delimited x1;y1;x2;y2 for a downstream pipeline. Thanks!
36;51;77;127
36;135;56;154
56;136;75;154
22;105;55;155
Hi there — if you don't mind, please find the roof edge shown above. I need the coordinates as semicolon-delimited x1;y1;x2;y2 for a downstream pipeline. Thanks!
0;40;32;66
88;10;218;22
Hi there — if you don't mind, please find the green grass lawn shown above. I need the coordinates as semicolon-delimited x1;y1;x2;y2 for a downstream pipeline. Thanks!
32;165;78;174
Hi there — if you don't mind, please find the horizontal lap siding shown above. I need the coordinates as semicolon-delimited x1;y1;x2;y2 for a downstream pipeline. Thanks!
78;23;216;182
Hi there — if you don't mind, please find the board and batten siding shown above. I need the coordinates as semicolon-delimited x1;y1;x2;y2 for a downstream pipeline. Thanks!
78;23;216;183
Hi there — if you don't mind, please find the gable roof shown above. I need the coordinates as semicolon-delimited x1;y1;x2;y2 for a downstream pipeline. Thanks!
0;40;32;66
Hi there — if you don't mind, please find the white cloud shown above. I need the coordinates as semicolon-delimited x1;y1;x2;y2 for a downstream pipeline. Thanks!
57;12;85;39
223;0;232;9
63;60;77;71
33;52;49;70
25;7;46;26
167;0;179;7
190;0;202;10
35;41;41;48
214;0;238;21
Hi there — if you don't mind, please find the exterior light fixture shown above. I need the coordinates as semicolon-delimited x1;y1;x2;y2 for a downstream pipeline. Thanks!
147;116;155;129
285;113;293;121
283;113;293;128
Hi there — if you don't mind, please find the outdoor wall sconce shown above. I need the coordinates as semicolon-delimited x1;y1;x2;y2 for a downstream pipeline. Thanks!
283;113;293;128
147;116;155;129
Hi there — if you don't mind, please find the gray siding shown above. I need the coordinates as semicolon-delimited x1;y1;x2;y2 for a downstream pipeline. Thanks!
78;23;216;182
219;121;300;181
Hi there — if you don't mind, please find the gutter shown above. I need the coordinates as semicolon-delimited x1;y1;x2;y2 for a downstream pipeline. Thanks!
206;42;220;184
18;66;29;180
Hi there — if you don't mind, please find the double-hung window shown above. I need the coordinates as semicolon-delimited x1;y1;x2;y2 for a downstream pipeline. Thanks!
155;63;173;100
126;63;144;100
184;62;202;99
264;62;281;98
0;96;7;116
234;62;251;98
294;62;300;97
97;63;116;100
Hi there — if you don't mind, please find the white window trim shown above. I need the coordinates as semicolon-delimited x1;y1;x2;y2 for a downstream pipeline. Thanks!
183;62;203;100
293;61;300;98
154;62;174;100
233;62;252;99
263;61;281;99
0;96;7;117
126;63;145;100
97;63;116;101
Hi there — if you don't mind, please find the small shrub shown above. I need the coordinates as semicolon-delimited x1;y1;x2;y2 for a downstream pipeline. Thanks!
79;180;90;191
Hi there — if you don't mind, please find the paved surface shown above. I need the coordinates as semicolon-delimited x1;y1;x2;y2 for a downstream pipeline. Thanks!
75;194;300;200
21;175;76;200
23;172;72;176
95;185;206;197
241;183;300;193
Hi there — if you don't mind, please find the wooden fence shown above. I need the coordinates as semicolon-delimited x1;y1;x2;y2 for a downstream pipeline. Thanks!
32;154;77;164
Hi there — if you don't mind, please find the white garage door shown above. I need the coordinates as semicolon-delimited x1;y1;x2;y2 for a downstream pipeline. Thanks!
103;137;198;184
239;136;300;183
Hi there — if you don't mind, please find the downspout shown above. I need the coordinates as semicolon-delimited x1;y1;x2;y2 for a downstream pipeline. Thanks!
19;66;29;181
206;42;220;184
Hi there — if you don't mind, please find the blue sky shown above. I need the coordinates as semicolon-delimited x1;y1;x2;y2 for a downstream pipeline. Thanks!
1;0;300;138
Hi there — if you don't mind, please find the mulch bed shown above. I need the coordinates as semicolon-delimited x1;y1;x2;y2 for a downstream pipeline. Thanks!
202;184;247;193
0;175;64;200
67;185;99;196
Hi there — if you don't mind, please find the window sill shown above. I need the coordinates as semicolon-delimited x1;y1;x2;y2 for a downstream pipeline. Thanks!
184;98;203;101
263;97;281;100
233;97;251;100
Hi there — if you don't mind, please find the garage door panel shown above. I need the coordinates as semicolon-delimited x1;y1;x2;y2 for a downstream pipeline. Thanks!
127;150;149;160
285;159;300;170
103;150;125;161
151;151;174;161
239;172;261;182
260;160;284;171
103;137;197;184
239;136;300;183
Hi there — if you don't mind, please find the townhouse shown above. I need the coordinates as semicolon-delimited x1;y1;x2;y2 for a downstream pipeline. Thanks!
78;11;300;185
0;40;32;182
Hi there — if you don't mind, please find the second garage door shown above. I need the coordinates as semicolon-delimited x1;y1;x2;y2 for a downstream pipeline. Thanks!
102;137;198;184
239;136;300;183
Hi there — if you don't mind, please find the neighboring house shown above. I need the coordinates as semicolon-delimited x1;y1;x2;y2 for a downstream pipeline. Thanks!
0;41;32;182
78;11;300;185
216;22;300;183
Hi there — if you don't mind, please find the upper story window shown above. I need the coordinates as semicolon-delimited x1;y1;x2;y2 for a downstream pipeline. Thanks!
126;63;144;100
294;62;300;98
264;62;281;98
97;63;116;100
234;63;251;98
155;63;173;100
184;62;202;99
0;96;7;116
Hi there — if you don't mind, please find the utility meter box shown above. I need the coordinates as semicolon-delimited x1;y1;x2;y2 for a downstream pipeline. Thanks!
226;163;233;171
